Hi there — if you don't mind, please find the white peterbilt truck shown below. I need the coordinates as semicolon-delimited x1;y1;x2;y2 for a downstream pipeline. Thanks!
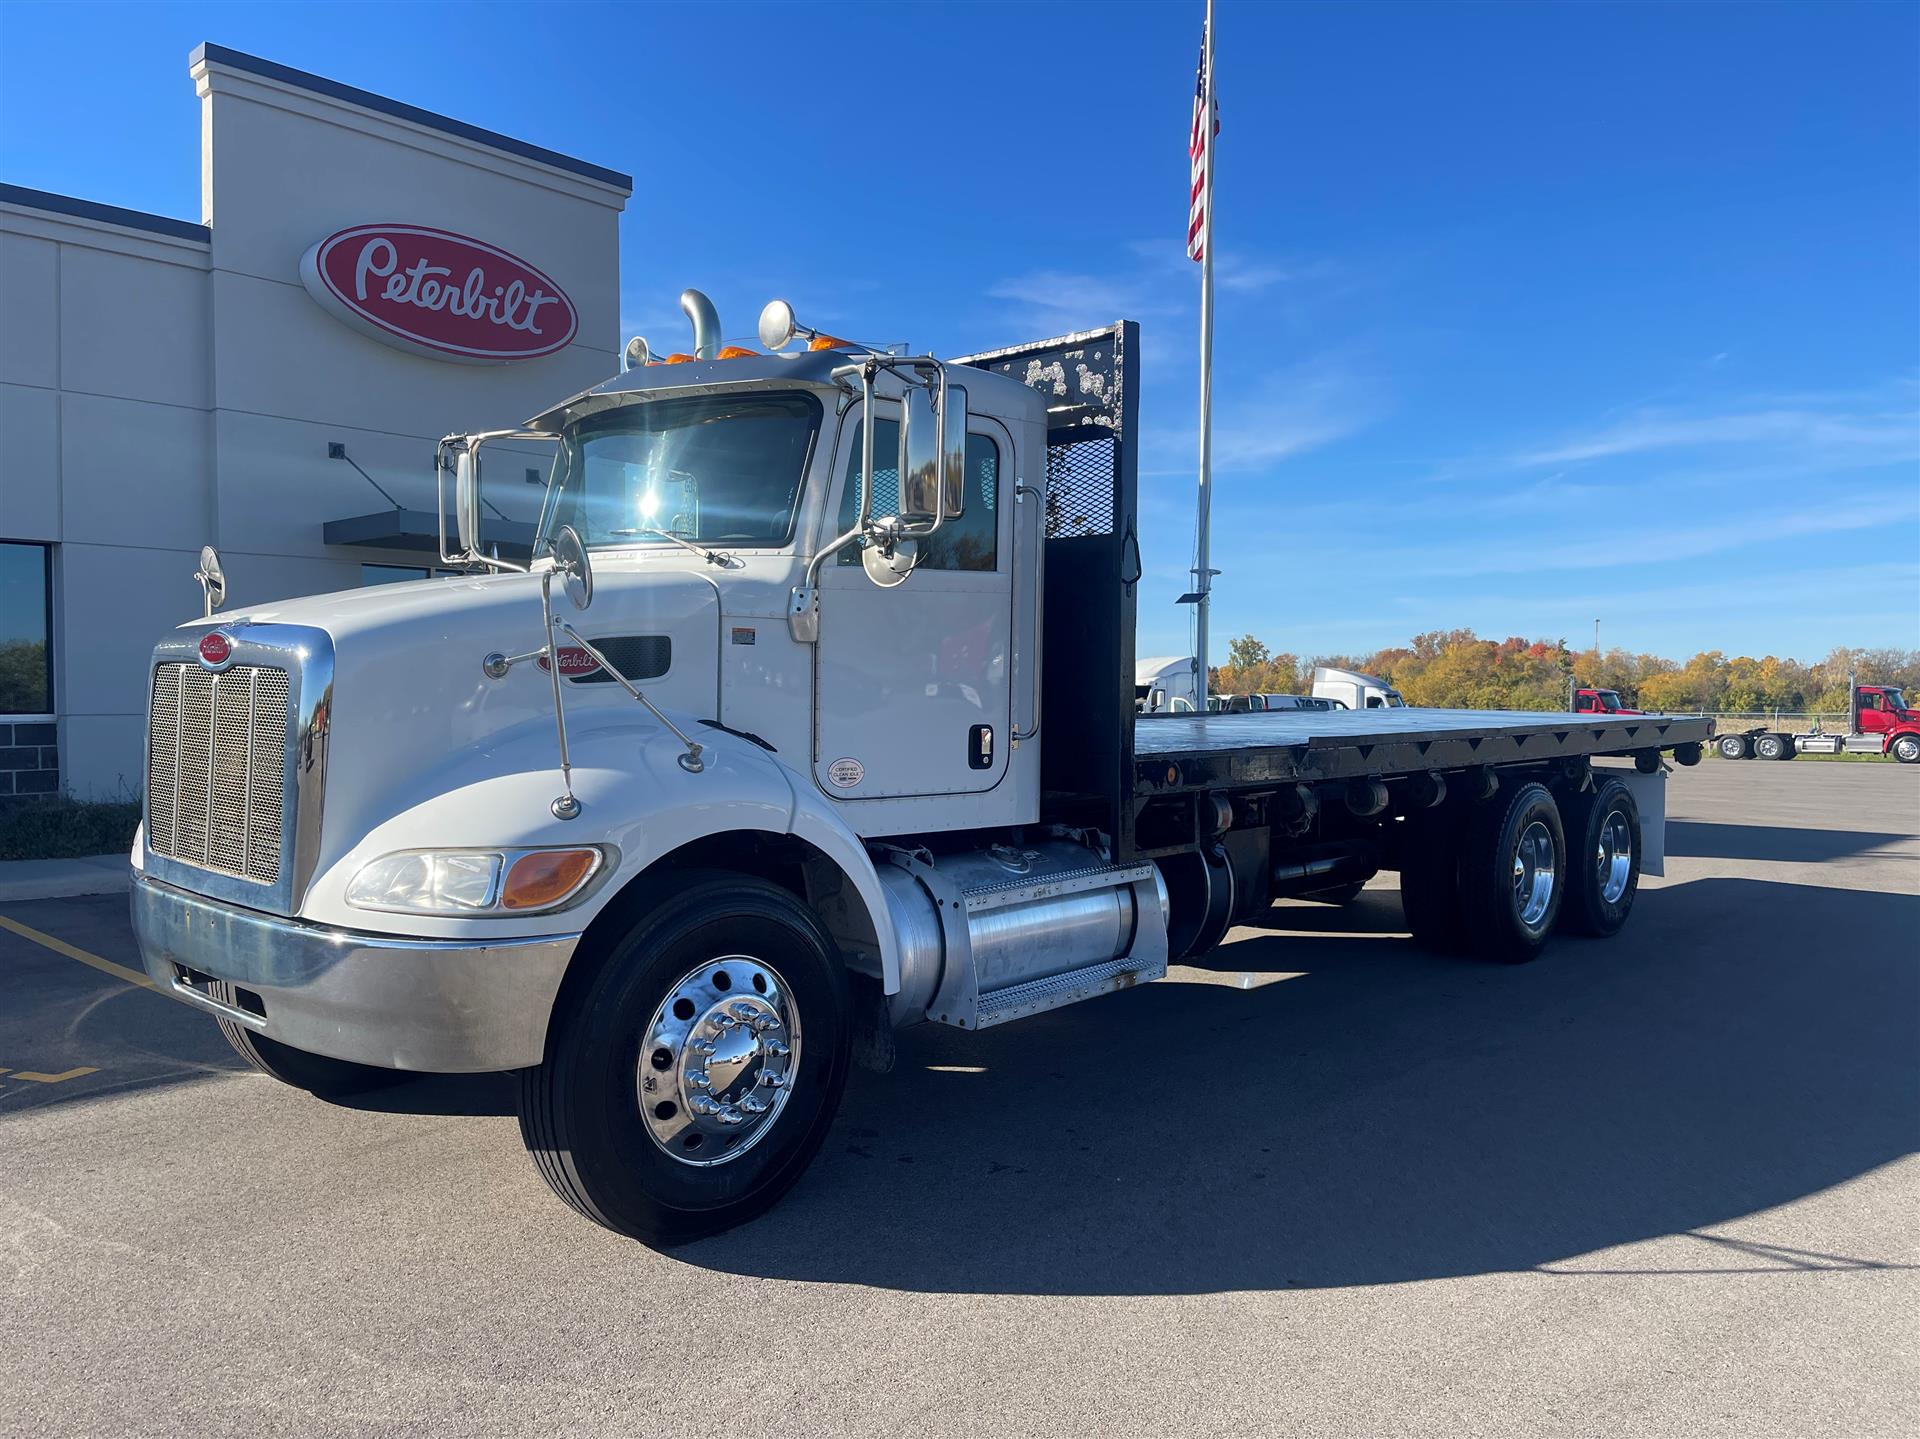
132;302;1715;1245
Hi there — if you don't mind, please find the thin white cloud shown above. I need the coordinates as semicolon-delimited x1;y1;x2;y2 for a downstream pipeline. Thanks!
1514;398;1919;468
1412;496;1906;576
1146;359;1383;475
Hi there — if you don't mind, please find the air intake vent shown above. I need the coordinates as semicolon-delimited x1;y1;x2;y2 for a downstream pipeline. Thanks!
571;635;671;684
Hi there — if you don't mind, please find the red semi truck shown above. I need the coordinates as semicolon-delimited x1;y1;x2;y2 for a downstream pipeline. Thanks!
1570;685;1642;716
1715;678;1920;763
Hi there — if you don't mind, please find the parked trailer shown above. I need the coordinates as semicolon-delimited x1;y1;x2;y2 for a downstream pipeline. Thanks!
1715;676;1919;763
130;310;1714;1247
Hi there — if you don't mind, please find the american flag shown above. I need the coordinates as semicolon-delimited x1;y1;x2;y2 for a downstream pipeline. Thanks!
1187;21;1218;262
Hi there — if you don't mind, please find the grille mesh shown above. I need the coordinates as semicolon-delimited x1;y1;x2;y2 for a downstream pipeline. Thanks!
1045;437;1116;538
146;662;289;884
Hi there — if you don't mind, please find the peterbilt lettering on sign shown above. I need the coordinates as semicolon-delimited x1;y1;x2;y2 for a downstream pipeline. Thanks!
299;224;578;364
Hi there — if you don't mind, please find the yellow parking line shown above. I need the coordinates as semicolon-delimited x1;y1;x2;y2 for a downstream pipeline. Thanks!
0;913;154;990
13;1066;100;1084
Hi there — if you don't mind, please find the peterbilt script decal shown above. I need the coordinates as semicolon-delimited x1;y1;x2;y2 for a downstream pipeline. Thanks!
298;224;578;364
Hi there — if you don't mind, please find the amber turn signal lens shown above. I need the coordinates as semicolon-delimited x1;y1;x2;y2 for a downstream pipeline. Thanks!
716;345;756;359
501;849;598;910
807;333;850;351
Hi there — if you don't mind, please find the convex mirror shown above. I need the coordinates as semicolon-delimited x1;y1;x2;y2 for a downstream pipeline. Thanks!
454;444;482;555
195;544;226;616
553;524;593;611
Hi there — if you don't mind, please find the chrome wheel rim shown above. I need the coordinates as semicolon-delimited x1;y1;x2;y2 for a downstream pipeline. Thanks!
1595;808;1632;904
1511;819;1557;928
638;955;801;1169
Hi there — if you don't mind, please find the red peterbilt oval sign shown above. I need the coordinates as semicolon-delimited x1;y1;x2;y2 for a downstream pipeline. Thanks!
537;646;602;678
298;224;577;364
198;631;232;667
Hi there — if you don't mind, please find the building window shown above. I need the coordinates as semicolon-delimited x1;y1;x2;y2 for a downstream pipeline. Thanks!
361;563;431;586
0;541;52;717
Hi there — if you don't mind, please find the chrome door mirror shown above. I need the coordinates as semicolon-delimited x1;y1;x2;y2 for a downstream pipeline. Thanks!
896;385;942;536
894;378;967;536
454;444;482;555
552;524;592;611
195;544;226;617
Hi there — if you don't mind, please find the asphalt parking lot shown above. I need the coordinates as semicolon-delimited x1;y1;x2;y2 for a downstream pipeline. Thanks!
2;759;1915;1438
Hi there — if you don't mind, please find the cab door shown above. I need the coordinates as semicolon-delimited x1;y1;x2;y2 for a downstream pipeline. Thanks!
812;407;1013;799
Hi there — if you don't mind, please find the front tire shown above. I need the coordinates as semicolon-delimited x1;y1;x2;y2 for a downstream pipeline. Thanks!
519;873;851;1246
1460;781;1565;963
1893;734;1920;764
1557;777;1641;938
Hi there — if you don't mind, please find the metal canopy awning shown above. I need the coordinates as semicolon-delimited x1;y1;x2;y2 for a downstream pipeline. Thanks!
323;510;536;563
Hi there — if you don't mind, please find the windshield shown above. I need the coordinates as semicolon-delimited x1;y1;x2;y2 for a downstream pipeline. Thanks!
537;391;823;552
1884;689;1909;713
1597;690;1623;710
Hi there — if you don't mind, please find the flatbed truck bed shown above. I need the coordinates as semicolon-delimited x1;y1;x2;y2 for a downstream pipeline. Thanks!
1134;707;1715;789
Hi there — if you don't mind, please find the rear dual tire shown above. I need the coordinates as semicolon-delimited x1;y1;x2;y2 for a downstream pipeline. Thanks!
1754;733;1791;761
1716;734;1751;760
1459;781;1566;963
1403;778;1641;961
1556;777;1642;938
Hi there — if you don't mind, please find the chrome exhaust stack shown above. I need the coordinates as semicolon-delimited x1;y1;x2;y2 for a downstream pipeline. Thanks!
679;288;721;361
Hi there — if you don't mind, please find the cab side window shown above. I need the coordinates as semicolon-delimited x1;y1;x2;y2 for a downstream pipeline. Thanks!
837;418;999;571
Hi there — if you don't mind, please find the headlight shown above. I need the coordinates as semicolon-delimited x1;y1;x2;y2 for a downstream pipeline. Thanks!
346;847;605;916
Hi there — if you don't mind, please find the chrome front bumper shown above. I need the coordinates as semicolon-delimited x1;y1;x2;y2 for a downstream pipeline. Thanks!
131;875;579;1072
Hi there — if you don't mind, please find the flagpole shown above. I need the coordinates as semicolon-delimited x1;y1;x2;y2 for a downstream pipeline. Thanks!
1194;0;1217;710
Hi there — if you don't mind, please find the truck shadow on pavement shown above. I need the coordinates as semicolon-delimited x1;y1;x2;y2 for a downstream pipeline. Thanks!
680;876;1918;1294
1667;820;1912;864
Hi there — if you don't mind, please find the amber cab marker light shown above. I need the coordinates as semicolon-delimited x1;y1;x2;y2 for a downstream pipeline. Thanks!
501;850;599;910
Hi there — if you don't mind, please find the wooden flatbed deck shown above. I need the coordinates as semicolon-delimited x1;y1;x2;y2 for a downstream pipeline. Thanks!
1133;708;1715;792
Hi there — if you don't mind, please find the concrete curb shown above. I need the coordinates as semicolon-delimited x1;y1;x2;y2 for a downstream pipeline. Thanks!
0;854;133;903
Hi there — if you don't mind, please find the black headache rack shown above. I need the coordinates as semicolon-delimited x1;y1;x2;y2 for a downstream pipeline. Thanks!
957;322;1144;860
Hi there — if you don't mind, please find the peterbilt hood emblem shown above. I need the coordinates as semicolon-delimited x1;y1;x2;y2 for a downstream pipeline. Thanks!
537;646;603;678
198;631;234;668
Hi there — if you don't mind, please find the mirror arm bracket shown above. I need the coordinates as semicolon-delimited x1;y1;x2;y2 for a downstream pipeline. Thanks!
554;621;705;774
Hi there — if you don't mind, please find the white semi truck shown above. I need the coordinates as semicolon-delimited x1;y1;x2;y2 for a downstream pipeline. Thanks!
132;305;1714;1245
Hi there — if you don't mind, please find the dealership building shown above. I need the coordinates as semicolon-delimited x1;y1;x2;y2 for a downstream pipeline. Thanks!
0;44;632;800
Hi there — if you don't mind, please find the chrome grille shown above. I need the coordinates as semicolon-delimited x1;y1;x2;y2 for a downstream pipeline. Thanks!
147;662;290;884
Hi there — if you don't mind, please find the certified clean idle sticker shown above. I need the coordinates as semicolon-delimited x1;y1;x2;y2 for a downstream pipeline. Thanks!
827;757;865;788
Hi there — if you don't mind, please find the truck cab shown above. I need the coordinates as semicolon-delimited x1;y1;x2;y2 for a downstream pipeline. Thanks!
1572;687;1641;715
1311;666;1406;710
1136;655;1200;713
1854;684;1920;761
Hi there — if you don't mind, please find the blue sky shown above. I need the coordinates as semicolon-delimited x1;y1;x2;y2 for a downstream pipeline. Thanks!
3;0;1915;663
